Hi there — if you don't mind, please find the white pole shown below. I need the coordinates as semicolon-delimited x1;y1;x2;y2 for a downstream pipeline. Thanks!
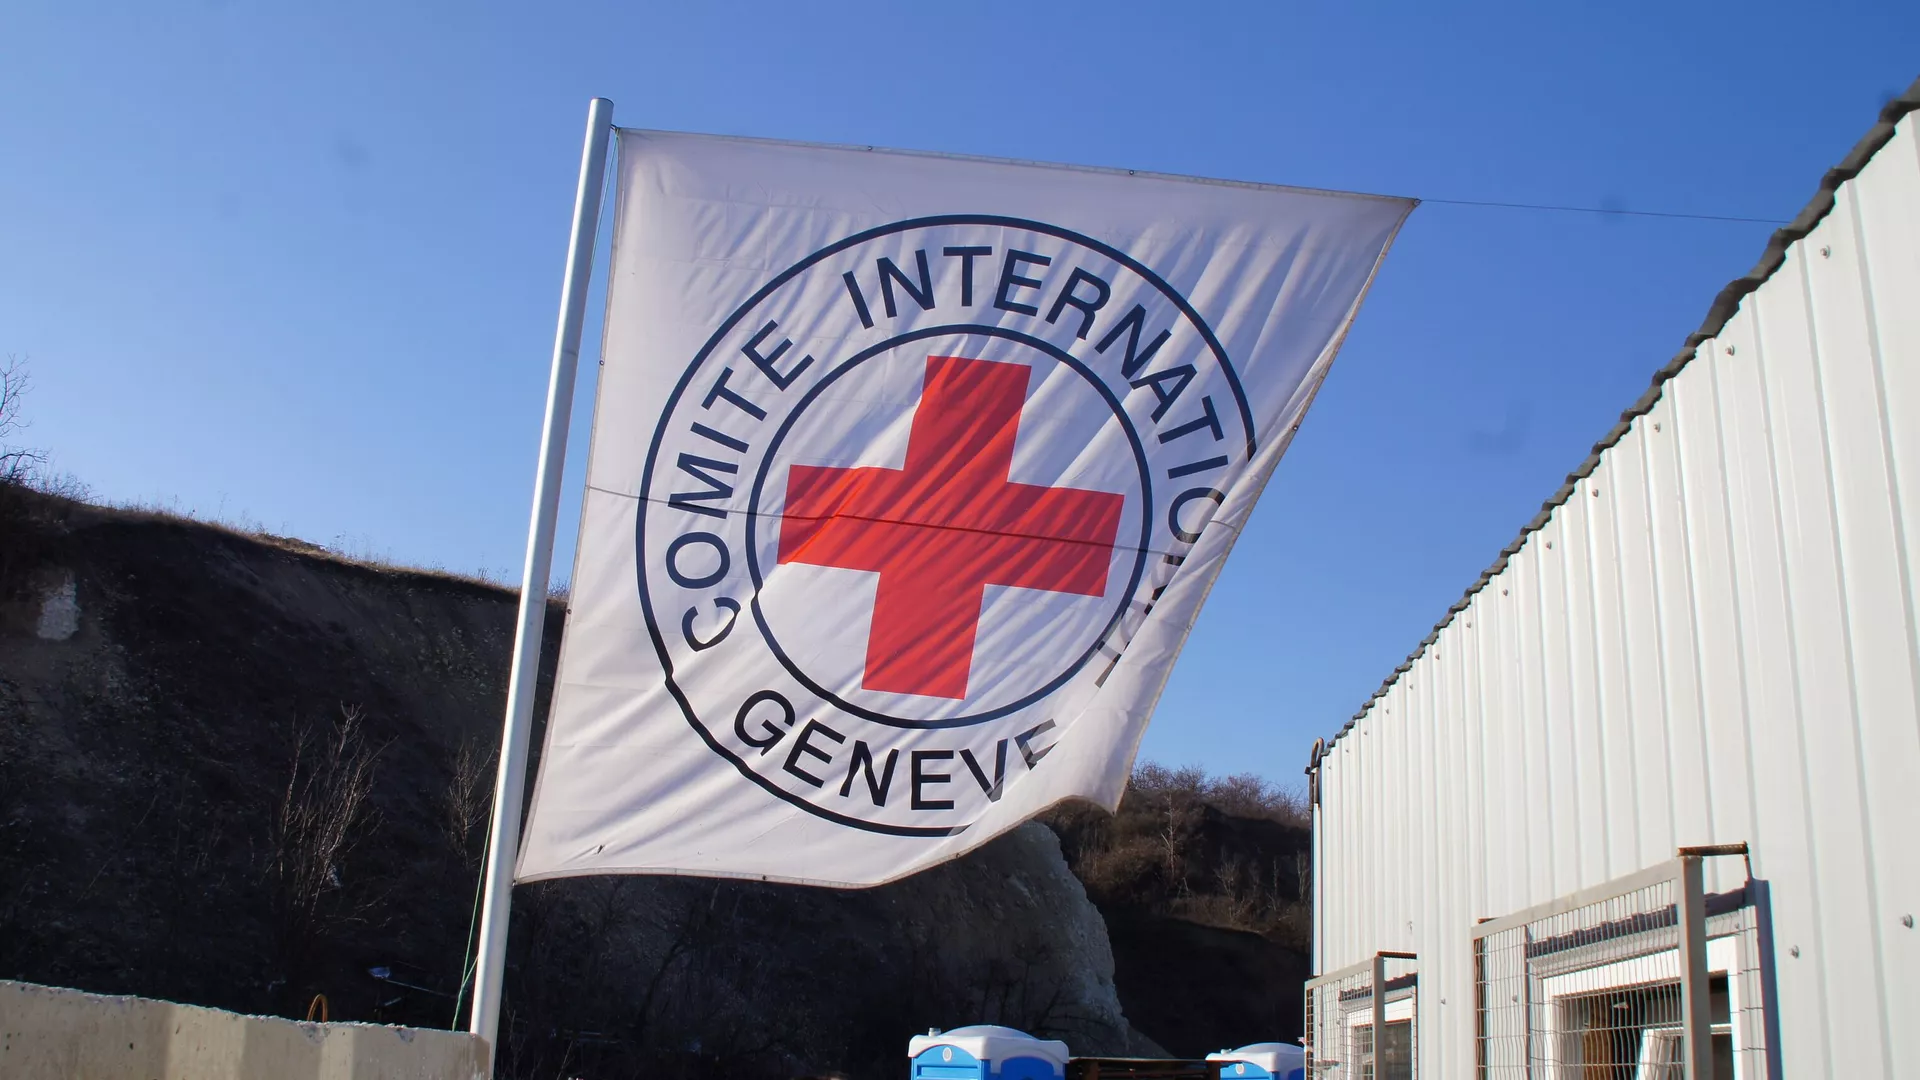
468;96;614;1064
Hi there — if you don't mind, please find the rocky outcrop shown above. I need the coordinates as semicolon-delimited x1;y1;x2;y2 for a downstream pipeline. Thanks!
502;822;1162;1077
0;492;1156;1078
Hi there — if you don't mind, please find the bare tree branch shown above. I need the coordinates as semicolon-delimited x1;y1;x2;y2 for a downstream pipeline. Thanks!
266;703;384;991
440;738;493;866
0;355;48;484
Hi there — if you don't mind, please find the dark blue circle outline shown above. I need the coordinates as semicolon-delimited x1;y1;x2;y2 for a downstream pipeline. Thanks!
634;216;1247;836
742;324;1153;730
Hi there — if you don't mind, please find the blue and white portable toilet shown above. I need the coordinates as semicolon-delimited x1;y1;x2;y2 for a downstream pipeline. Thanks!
1206;1043;1306;1080
907;1025;1068;1080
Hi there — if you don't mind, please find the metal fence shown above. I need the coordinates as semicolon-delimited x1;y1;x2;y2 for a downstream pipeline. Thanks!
1306;952;1417;1080
1471;849;1768;1079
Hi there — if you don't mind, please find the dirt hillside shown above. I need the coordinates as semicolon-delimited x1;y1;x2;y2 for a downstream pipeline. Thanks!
0;485;1307;1076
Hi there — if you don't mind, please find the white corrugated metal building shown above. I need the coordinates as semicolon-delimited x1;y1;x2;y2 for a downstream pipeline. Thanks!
1305;81;1920;1079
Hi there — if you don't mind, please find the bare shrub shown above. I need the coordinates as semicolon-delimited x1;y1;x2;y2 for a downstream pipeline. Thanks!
1130;763;1307;827
26;470;91;501
1042;761;1313;947
0;355;46;485
0;354;86;589
1205;772;1309;826
1154;785;1199;894
1128;762;1207;802
441;738;493;866
1075;836;1161;897
266;703;384;992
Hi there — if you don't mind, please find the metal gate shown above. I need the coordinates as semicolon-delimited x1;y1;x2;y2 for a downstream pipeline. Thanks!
1306;951;1418;1079
1472;846;1769;1079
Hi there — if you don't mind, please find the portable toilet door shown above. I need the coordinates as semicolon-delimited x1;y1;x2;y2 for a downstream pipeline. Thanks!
1206;1042;1306;1080
908;1025;1069;1080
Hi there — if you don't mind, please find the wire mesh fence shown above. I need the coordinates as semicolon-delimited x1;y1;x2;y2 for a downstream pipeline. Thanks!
1714;902;1771;1080
1307;963;1368;1079
1477;874;1680;1077
1306;953;1417;1080
1472;858;1767;1079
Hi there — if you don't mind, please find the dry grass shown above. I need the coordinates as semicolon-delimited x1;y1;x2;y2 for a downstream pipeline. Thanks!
99;493;521;593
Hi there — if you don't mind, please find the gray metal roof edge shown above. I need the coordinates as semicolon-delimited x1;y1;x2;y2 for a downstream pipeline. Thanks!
1315;76;1920;765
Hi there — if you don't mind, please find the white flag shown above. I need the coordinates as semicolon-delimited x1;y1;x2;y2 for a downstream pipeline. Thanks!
516;131;1412;886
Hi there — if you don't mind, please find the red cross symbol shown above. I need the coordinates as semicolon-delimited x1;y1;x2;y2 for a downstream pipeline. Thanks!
778;355;1127;700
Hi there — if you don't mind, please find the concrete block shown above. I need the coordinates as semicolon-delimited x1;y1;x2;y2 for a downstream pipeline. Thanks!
0;980;489;1080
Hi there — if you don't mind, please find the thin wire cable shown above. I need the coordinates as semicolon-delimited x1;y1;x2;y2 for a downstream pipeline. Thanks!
1420;196;1788;226
449;824;494;1030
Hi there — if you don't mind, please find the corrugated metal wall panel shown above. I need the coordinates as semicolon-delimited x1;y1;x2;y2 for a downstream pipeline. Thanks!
1482;567;1515;917
1643;392;1717;872
1804;187;1908;1077
1765;240;1888;1078
1390;650;1413;952
1586;448;1640;879
1848;117;1920;1074
1514;549;1556;904
1429;646;1466;1066
1716;302;1835;1079
1534;518;1581;900
1614;425;1678;871
1312;112;1920;1077
1667;359;1757;900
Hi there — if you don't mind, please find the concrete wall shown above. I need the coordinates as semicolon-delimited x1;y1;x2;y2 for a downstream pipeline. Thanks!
0;980;489;1080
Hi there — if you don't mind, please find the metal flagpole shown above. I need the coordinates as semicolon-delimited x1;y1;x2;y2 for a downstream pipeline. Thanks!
469;96;614;1062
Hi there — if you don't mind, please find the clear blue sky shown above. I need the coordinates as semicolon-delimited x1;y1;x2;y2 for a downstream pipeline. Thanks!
3;2;1915;787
